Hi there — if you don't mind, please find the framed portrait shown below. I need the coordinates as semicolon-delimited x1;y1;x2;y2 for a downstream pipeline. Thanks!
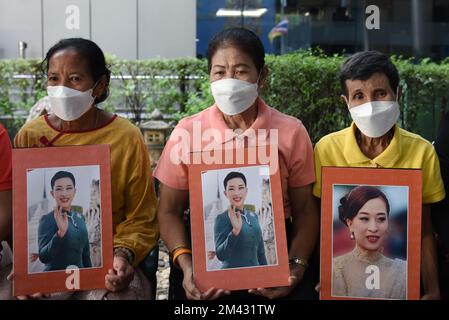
12;145;113;296
320;167;422;300
188;148;290;291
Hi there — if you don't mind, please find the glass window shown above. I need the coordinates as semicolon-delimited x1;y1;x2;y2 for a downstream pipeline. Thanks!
197;0;449;61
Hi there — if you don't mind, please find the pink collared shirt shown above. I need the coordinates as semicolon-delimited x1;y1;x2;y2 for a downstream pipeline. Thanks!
153;98;315;218
0;123;12;191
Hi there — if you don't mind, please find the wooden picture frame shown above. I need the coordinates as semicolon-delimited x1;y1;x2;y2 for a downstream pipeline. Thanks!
188;148;290;291
320;167;422;300
12;145;113;296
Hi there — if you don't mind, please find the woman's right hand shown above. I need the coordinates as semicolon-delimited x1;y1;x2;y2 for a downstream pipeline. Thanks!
182;266;202;300
228;205;242;236
54;206;68;238
180;255;230;300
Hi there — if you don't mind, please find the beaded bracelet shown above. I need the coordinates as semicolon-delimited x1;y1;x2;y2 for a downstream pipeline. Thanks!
172;248;192;268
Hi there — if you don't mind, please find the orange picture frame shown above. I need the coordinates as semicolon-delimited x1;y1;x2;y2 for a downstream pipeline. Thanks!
12;145;113;296
188;148;290;291
320;167;422;300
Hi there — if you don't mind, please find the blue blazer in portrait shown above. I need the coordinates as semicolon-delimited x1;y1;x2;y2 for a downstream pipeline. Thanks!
214;208;267;269
38;210;92;271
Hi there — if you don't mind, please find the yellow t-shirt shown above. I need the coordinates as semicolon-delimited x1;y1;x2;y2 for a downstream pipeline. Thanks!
14;115;159;266
313;123;446;204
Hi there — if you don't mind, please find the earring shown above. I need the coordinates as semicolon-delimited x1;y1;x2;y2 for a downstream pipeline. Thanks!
350;232;355;240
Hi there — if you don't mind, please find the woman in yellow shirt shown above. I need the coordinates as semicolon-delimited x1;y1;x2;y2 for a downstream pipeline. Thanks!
13;38;159;300
314;51;445;299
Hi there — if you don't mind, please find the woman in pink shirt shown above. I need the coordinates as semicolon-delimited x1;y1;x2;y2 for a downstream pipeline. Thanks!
154;28;319;300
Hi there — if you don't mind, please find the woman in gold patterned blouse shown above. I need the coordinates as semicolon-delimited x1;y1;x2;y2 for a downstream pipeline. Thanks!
332;186;406;299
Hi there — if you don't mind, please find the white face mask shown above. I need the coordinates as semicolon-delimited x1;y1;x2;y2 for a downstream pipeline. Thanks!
210;78;258;116
349;100;400;138
47;85;96;121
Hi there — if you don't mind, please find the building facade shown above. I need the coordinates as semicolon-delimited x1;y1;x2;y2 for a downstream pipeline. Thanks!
2;0;447;61
0;0;196;60
196;0;449;61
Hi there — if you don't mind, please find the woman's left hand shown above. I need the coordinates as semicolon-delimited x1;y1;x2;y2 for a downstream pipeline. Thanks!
105;255;135;292
248;264;305;299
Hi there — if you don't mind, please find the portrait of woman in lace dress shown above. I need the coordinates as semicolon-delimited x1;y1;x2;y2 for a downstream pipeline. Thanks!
332;185;407;299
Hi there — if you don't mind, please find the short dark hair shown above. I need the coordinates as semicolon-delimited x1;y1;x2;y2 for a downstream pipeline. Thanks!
207;28;265;74
340;51;399;97
42;38;111;104
51;171;76;190
223;172;247;189
338;186;390;225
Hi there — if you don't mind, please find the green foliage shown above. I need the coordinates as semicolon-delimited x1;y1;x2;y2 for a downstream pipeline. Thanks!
262;51;349;143
392;57;449;140
1;52;448;143
105;57;208;124
0;59;46;132
175;75;213;122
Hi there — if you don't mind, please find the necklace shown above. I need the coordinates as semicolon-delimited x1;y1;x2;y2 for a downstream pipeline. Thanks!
240;211;252;226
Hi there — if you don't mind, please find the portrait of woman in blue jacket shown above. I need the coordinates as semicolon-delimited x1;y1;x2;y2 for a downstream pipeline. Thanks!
38;171;92;272
214;171;267;269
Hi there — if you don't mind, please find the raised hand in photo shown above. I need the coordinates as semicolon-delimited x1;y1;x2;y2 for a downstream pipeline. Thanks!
54;206;68;238
228;205;242;236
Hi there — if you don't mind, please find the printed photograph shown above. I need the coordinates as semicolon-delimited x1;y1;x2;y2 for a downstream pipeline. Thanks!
201;165;278;271
331;184;408;299
26;165;102;274
13;145;113;296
